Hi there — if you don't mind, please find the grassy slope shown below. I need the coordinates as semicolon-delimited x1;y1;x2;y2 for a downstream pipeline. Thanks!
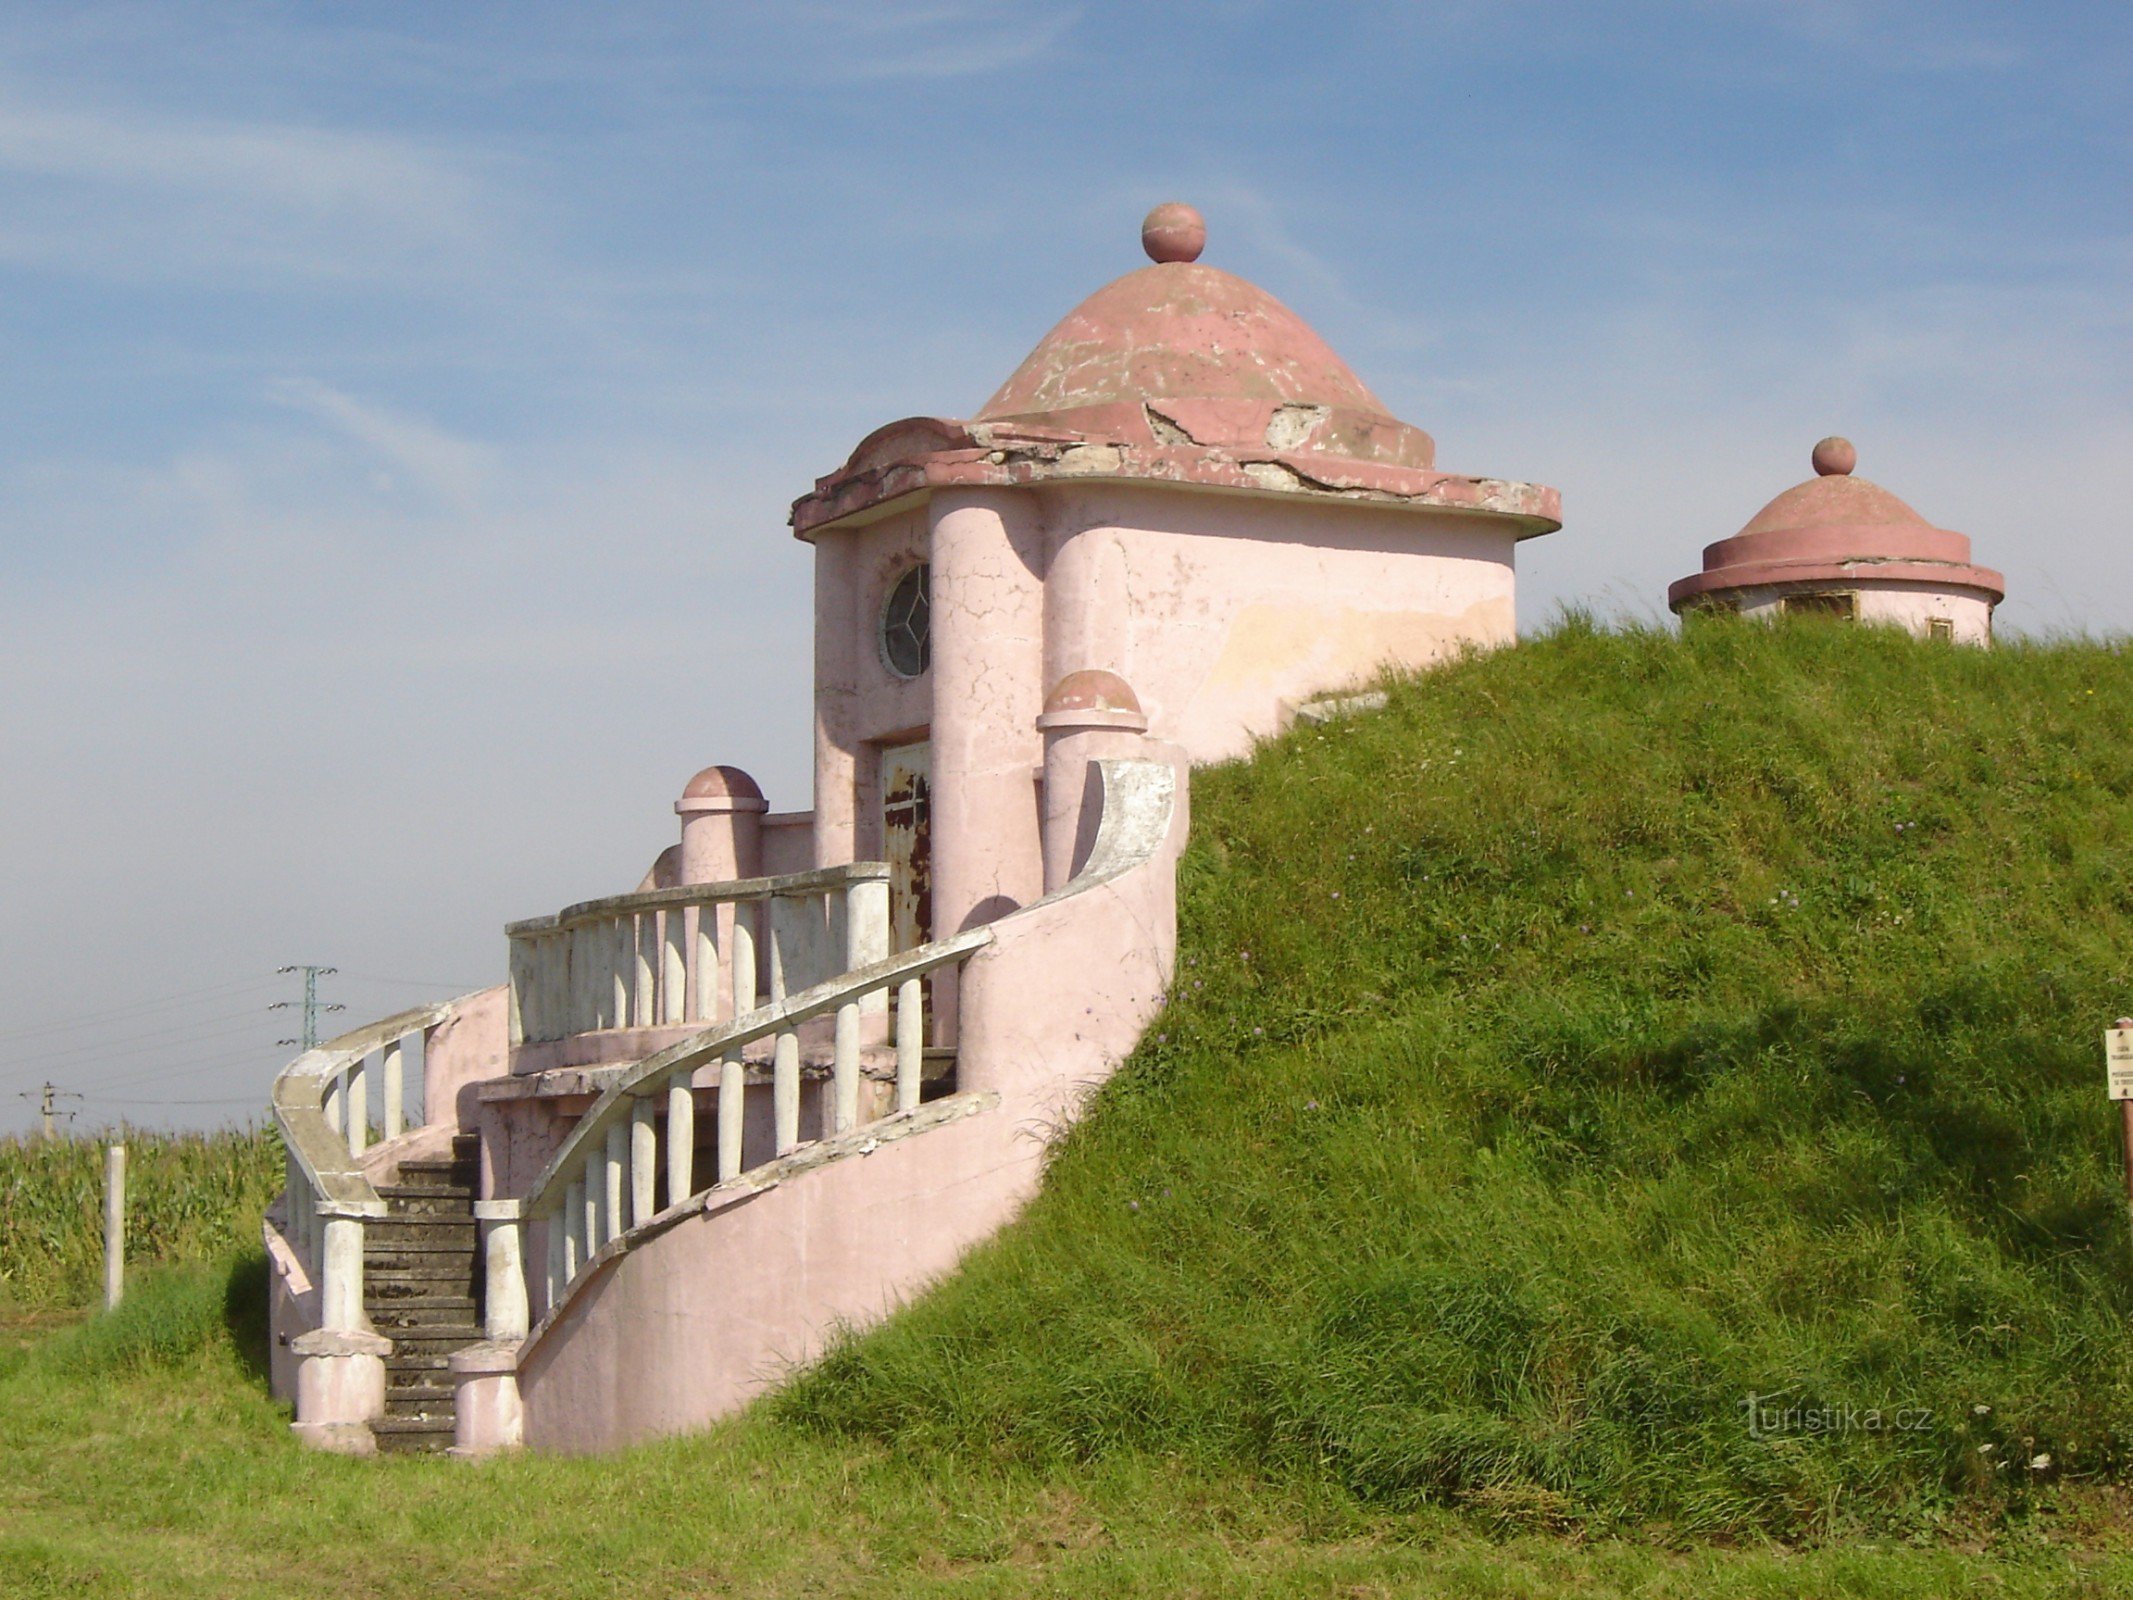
9;620;2133;1595
784;619;2133;1541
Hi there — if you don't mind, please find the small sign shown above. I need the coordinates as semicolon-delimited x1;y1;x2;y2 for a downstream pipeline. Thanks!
2108;1029;2133;1101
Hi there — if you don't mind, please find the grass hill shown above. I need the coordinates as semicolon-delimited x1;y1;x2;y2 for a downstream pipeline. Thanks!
783;616;2133;1542
8;617;2133;1595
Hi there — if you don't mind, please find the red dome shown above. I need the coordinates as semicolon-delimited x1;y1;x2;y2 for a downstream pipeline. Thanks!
1669;440;2002;611
975;261;1435;473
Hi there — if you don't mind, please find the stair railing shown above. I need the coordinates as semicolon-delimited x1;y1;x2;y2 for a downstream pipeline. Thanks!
504;863;892;1049
271;1002;458;1334
502;927;992;1329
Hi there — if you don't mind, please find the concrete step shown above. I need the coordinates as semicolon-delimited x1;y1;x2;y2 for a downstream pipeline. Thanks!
368;1259;478;1289
393;1161;478;1192
368;1217;475;1250
384;1384;455;1417
376;1186;475;1217
387;1325;484;1354
370;1297;478;1332
371;1416;455;1455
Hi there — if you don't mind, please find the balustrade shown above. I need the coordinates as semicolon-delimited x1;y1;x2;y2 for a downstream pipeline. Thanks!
516;928;990;1324
271;1004;456;1334
505;864;891;1050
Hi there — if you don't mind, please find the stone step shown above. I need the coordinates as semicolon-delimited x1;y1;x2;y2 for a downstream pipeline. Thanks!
384;1384;455;1417
371;1416;455;1455
387;1325;484;1354
376;1186;475;1217
386;1351;451;1377
393;1161;478;1191
369;1297;478;1332
368;1258;478;1288
368;1217;475;1250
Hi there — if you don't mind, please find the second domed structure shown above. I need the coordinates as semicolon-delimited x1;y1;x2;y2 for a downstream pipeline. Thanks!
1669;438;2003;643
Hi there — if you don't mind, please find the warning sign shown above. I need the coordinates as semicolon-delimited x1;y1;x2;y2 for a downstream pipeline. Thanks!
2107;1029;2133;1101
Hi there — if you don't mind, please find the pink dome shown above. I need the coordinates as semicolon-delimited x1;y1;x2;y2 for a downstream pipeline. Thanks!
975;255;1435;472
790;206;1561;539
676;765;767;814
1037;669;1149;733
1669;440;2003;612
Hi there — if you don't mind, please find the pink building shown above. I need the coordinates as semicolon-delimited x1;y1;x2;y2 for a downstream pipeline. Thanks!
265;204;1560;1457
1668;436;2003;643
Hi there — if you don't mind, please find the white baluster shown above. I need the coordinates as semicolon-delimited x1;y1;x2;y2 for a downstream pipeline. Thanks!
582;1151;602;1257
323;1072;344;1136
634;914;658;1028
718;1056;744;1182
545;1208;564;1312
667;1078;695;1203
381;1037;405;1142
630;1098;657;1225
662;908;688;1025
774;1029;800;1154
346;1056;369;1156
610;918;631;1030
833;1000;861;1134
848;876;891;1029
768;895;788;1004
690;905;719;1024
731;905;758;1015
563;1180;585;1279
569;926;591;1035
604;1122;628;1244
508;937;531;1047
896;976;924;1113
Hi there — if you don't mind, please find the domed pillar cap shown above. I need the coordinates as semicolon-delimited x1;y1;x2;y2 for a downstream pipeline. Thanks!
1036;669;1149;733
675;765;770;817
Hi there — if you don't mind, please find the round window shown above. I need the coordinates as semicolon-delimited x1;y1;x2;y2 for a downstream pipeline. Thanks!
880;562;931;678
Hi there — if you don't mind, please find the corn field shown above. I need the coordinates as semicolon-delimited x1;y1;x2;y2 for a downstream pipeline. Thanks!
0;1125;285;1310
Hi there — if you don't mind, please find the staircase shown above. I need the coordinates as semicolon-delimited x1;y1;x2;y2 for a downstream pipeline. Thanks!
364;1134;484;1456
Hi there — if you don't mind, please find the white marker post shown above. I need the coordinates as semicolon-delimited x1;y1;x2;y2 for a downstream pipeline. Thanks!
103;1143;126;1312
2106;1022;2133;1257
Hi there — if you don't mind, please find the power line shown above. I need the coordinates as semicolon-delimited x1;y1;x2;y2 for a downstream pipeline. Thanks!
0;975;281;1045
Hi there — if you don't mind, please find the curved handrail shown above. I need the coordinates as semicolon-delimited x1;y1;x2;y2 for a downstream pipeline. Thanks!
523;929;991;1220
273;1002;457;1218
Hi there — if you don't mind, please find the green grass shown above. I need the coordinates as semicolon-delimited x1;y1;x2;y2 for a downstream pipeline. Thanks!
2;1262;2129;1597
781;618;2133;1542
0;1125;284;1311
10;618;2133;1594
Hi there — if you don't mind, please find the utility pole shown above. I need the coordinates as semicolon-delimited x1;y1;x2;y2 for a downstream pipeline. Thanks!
271;965;345;1050
17;1082;81;1142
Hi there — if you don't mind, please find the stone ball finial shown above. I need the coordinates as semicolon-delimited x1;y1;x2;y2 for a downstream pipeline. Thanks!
1812;436;1857;477
1141;202;1205;265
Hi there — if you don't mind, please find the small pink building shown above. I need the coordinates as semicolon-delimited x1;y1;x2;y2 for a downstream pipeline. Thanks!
265;205;1561;1458
1668;436;2004;642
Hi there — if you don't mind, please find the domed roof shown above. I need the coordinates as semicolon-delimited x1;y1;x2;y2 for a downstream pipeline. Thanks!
791;205;1559;539
675;764;767;814
1036;669;1149;731
974;234;1435;472
1668;438;2003;611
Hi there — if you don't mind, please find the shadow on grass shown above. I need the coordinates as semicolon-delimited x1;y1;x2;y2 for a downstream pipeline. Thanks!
222;1251;272;1388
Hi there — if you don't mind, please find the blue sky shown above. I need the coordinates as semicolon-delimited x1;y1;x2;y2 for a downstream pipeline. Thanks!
2;1;2127;1129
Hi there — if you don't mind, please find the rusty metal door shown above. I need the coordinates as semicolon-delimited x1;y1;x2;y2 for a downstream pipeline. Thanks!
881;741;932;952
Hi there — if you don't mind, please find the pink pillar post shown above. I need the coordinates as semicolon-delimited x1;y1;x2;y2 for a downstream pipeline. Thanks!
676;766;767;885
927;490;1046;941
